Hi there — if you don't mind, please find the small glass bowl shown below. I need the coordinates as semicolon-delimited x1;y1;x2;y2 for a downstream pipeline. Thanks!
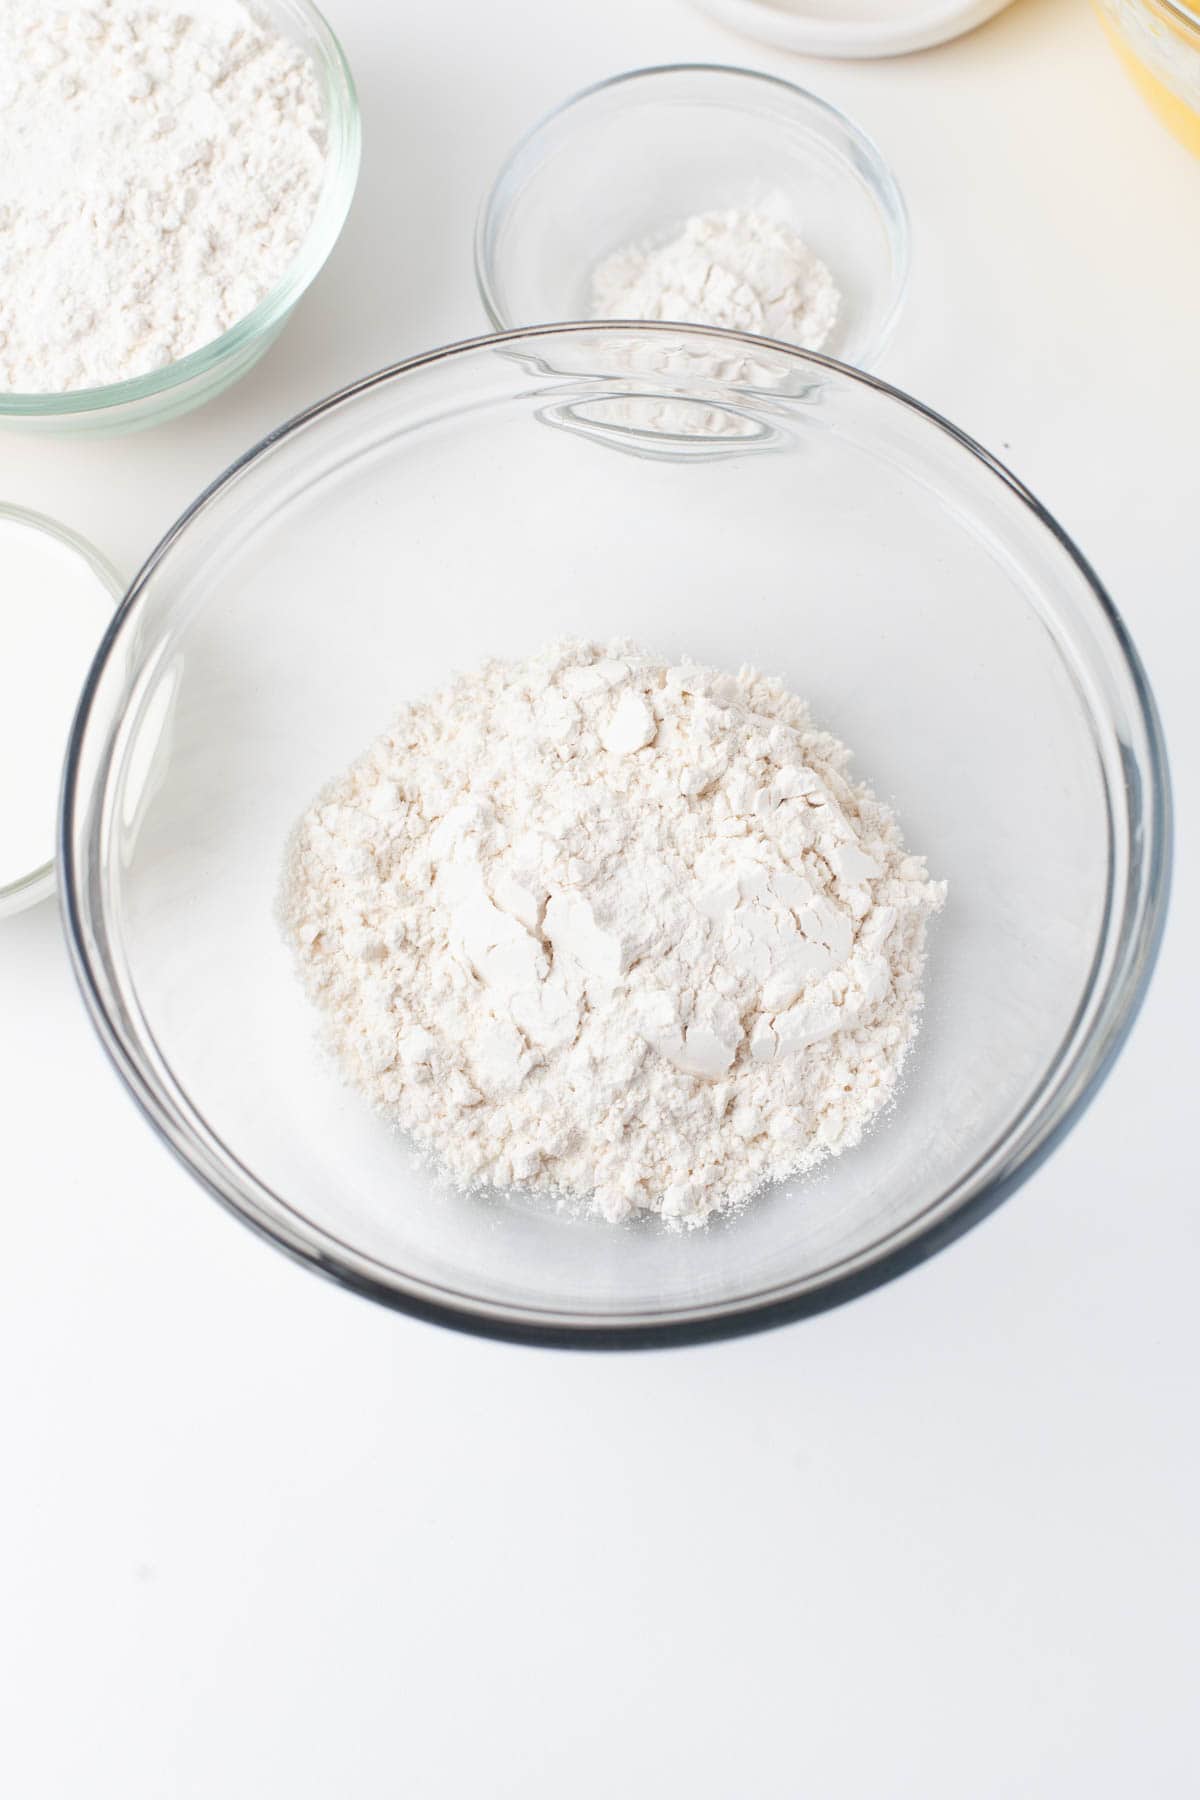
0;0;361;436
60;324;1171;1348
476;65;909;370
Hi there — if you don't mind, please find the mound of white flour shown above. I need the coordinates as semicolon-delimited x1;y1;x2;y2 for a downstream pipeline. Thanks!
591;209;840;353
281;642;945;1225
0;0;326;393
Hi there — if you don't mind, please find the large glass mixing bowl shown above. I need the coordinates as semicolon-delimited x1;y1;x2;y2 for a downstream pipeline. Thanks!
60;325;1171;1347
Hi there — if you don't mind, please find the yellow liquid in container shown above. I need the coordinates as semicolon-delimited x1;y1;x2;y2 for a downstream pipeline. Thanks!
1095;0;1200;155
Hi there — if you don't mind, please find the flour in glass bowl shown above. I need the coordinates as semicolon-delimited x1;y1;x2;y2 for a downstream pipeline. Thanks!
281;642;945;1228
0;0;327;394
591;208;841;352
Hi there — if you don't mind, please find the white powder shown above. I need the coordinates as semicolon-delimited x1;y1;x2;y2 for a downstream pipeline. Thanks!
281;641;944;1226
591;209;840;353
0;0;327;393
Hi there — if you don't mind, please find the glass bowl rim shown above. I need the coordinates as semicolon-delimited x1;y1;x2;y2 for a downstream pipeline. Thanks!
1153;0;1200;34
1099;0;1200;42
0;0;361;421
474;62;911;367
59;321;1173;1351
0;502;124;917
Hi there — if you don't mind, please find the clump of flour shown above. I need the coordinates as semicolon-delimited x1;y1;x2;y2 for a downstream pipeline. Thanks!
281;641;944;1226
0;0;327;393
591;209;840;352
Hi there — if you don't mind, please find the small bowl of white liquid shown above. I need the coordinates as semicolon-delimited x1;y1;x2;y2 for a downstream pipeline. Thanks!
0;507;122;918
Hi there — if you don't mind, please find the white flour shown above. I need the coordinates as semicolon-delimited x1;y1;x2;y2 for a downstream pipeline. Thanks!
282;642;944;1226
0;0;326;393
591;209;840;353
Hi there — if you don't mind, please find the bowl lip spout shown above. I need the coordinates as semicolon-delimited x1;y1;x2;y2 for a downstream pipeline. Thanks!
58;321;1174;1351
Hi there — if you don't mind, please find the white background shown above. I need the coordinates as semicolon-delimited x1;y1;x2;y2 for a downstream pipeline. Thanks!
2;1;1198;1794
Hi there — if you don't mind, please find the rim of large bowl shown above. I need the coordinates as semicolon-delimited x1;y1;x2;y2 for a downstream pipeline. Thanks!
0;0;361;422
59;322;1172;1351
474;64;911;370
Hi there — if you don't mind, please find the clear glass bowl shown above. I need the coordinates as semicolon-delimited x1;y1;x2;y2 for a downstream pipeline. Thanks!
476;66;909;370
0;0;360;436
1095;0;1200;155
60;325;1171;1347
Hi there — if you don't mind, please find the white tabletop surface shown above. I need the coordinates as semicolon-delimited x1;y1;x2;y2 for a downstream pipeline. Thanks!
3;2;1198;1794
